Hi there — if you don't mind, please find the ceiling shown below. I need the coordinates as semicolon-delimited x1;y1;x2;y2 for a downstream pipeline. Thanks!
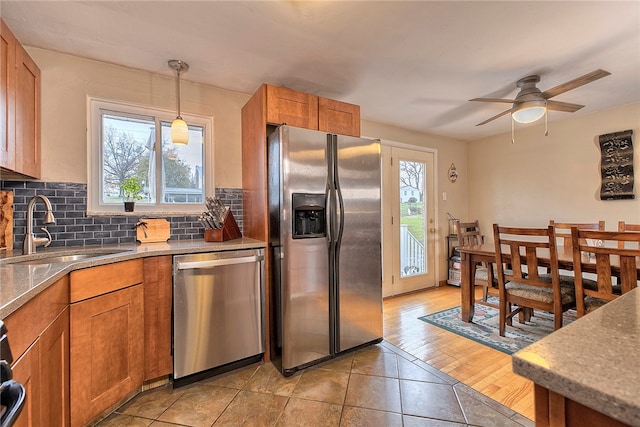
2;1;639;141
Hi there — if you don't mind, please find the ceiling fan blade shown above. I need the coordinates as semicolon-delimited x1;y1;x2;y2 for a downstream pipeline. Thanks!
542;69;611;99
546;100;584;113
469;97;515;103
475;109;511;126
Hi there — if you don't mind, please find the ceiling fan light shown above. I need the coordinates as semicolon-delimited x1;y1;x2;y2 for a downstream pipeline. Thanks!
171;118;189;145
511;100;547;124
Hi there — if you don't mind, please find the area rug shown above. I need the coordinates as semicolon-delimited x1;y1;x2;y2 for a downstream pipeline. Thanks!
418;297;576;355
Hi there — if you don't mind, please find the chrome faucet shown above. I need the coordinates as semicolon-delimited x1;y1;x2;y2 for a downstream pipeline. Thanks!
23;195;56;255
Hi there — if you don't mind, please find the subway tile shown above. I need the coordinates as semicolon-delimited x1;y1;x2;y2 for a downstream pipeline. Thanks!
44;182;66;189
4;181;242;248
25;182;46;189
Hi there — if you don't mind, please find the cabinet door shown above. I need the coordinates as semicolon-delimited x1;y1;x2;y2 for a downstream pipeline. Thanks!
14;42;40;178
0;19;16;170
266;84;319;129
70;285;144;427
39;307;70;427
318;97;360;137
11;340;41;427
143;256;173;380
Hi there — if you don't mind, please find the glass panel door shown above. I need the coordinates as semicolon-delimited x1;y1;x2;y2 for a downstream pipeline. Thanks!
383;147;435;296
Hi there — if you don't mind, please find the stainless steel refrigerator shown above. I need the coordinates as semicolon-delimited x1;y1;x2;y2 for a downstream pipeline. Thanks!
268;125;382;376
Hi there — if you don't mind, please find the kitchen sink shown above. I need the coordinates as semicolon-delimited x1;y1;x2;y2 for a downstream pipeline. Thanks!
8;251;128;265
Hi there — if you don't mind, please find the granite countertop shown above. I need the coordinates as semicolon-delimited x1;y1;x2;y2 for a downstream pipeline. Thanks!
512;287;640;426
0;238;266;319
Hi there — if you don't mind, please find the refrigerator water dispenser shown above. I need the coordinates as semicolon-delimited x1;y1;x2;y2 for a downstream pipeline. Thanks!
292;193;325;238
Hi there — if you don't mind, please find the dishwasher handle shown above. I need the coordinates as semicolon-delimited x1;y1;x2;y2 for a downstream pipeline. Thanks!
176;255;263;270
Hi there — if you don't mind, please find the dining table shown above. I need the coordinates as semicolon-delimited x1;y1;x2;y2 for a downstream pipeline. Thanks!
457;242;639;323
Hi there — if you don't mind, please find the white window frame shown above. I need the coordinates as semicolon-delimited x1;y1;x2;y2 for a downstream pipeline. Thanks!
87;97;214;215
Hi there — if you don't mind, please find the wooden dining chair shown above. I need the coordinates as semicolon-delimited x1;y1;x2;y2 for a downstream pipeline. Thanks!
547;220;605;287
571;227;640;317
455;220;496;306
618;221;640;249
493;224;576;336
549;220;605;248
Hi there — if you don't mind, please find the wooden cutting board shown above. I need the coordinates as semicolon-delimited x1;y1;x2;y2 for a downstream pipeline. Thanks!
136;218;170;243
0;190;13;250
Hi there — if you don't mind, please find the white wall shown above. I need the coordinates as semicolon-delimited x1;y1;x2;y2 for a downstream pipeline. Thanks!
468;103;640;235
28;47;250;188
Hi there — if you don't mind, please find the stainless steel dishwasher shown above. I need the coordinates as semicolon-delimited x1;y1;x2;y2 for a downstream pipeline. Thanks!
172;249;264;385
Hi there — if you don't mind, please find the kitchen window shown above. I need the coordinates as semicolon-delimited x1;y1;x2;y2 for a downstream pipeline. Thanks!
88;98;214;214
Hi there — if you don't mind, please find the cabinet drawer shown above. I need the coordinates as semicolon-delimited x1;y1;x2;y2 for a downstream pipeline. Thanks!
70;259;143;302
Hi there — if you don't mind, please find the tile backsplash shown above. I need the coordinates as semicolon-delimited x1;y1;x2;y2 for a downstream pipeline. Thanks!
0;180;243;250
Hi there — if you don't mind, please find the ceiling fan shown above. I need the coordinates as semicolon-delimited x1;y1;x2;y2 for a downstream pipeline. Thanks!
470;69;611;126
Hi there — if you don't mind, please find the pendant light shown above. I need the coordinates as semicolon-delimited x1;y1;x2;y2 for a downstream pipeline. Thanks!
168;60;189;145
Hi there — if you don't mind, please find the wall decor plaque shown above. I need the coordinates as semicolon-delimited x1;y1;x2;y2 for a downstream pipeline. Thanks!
599;129;634;200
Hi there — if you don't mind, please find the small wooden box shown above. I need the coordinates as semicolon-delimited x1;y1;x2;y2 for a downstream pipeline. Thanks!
204;210;242;242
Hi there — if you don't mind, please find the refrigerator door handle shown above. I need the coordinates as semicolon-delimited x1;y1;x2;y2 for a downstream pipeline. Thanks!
327;134;337;244
334;137;344;247
326;186;332;242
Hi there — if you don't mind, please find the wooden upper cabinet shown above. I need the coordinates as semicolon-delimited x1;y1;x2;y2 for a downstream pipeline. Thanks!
266;84;319;129
0;18;40;179
263;84;360;137
318;97;360;137
1;19;16;171
15;42;40;178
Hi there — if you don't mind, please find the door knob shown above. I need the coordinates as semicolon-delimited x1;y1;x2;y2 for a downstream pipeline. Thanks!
429;228;436;233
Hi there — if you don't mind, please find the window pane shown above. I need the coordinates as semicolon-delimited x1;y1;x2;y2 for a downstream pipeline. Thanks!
101;113;155;204
399;160;426;277
160;122;205;203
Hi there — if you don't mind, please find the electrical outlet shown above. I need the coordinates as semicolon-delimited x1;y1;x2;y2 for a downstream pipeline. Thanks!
442;192;447;201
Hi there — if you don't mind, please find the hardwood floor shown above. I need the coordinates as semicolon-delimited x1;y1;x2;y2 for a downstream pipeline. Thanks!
383;285;535;421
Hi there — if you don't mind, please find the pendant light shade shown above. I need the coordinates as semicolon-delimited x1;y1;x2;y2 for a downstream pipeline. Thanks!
171;118;189;145
168;60;189;145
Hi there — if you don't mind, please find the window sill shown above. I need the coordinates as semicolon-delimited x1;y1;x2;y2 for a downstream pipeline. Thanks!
86;211;200;217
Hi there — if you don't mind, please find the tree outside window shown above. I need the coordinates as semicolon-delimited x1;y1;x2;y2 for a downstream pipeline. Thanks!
100;111;205;207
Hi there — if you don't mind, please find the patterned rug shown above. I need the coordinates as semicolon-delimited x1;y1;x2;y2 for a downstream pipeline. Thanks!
418;297;576;355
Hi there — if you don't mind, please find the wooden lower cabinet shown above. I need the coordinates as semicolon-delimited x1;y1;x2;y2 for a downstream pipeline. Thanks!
143;255;173;380
70;260;144;427
534;384;630;427
10;308;70;427
6;276;69;427
10;339;40;427
39;308;70;426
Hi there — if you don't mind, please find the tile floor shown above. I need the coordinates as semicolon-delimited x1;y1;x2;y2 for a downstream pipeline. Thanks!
97;341;533;427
